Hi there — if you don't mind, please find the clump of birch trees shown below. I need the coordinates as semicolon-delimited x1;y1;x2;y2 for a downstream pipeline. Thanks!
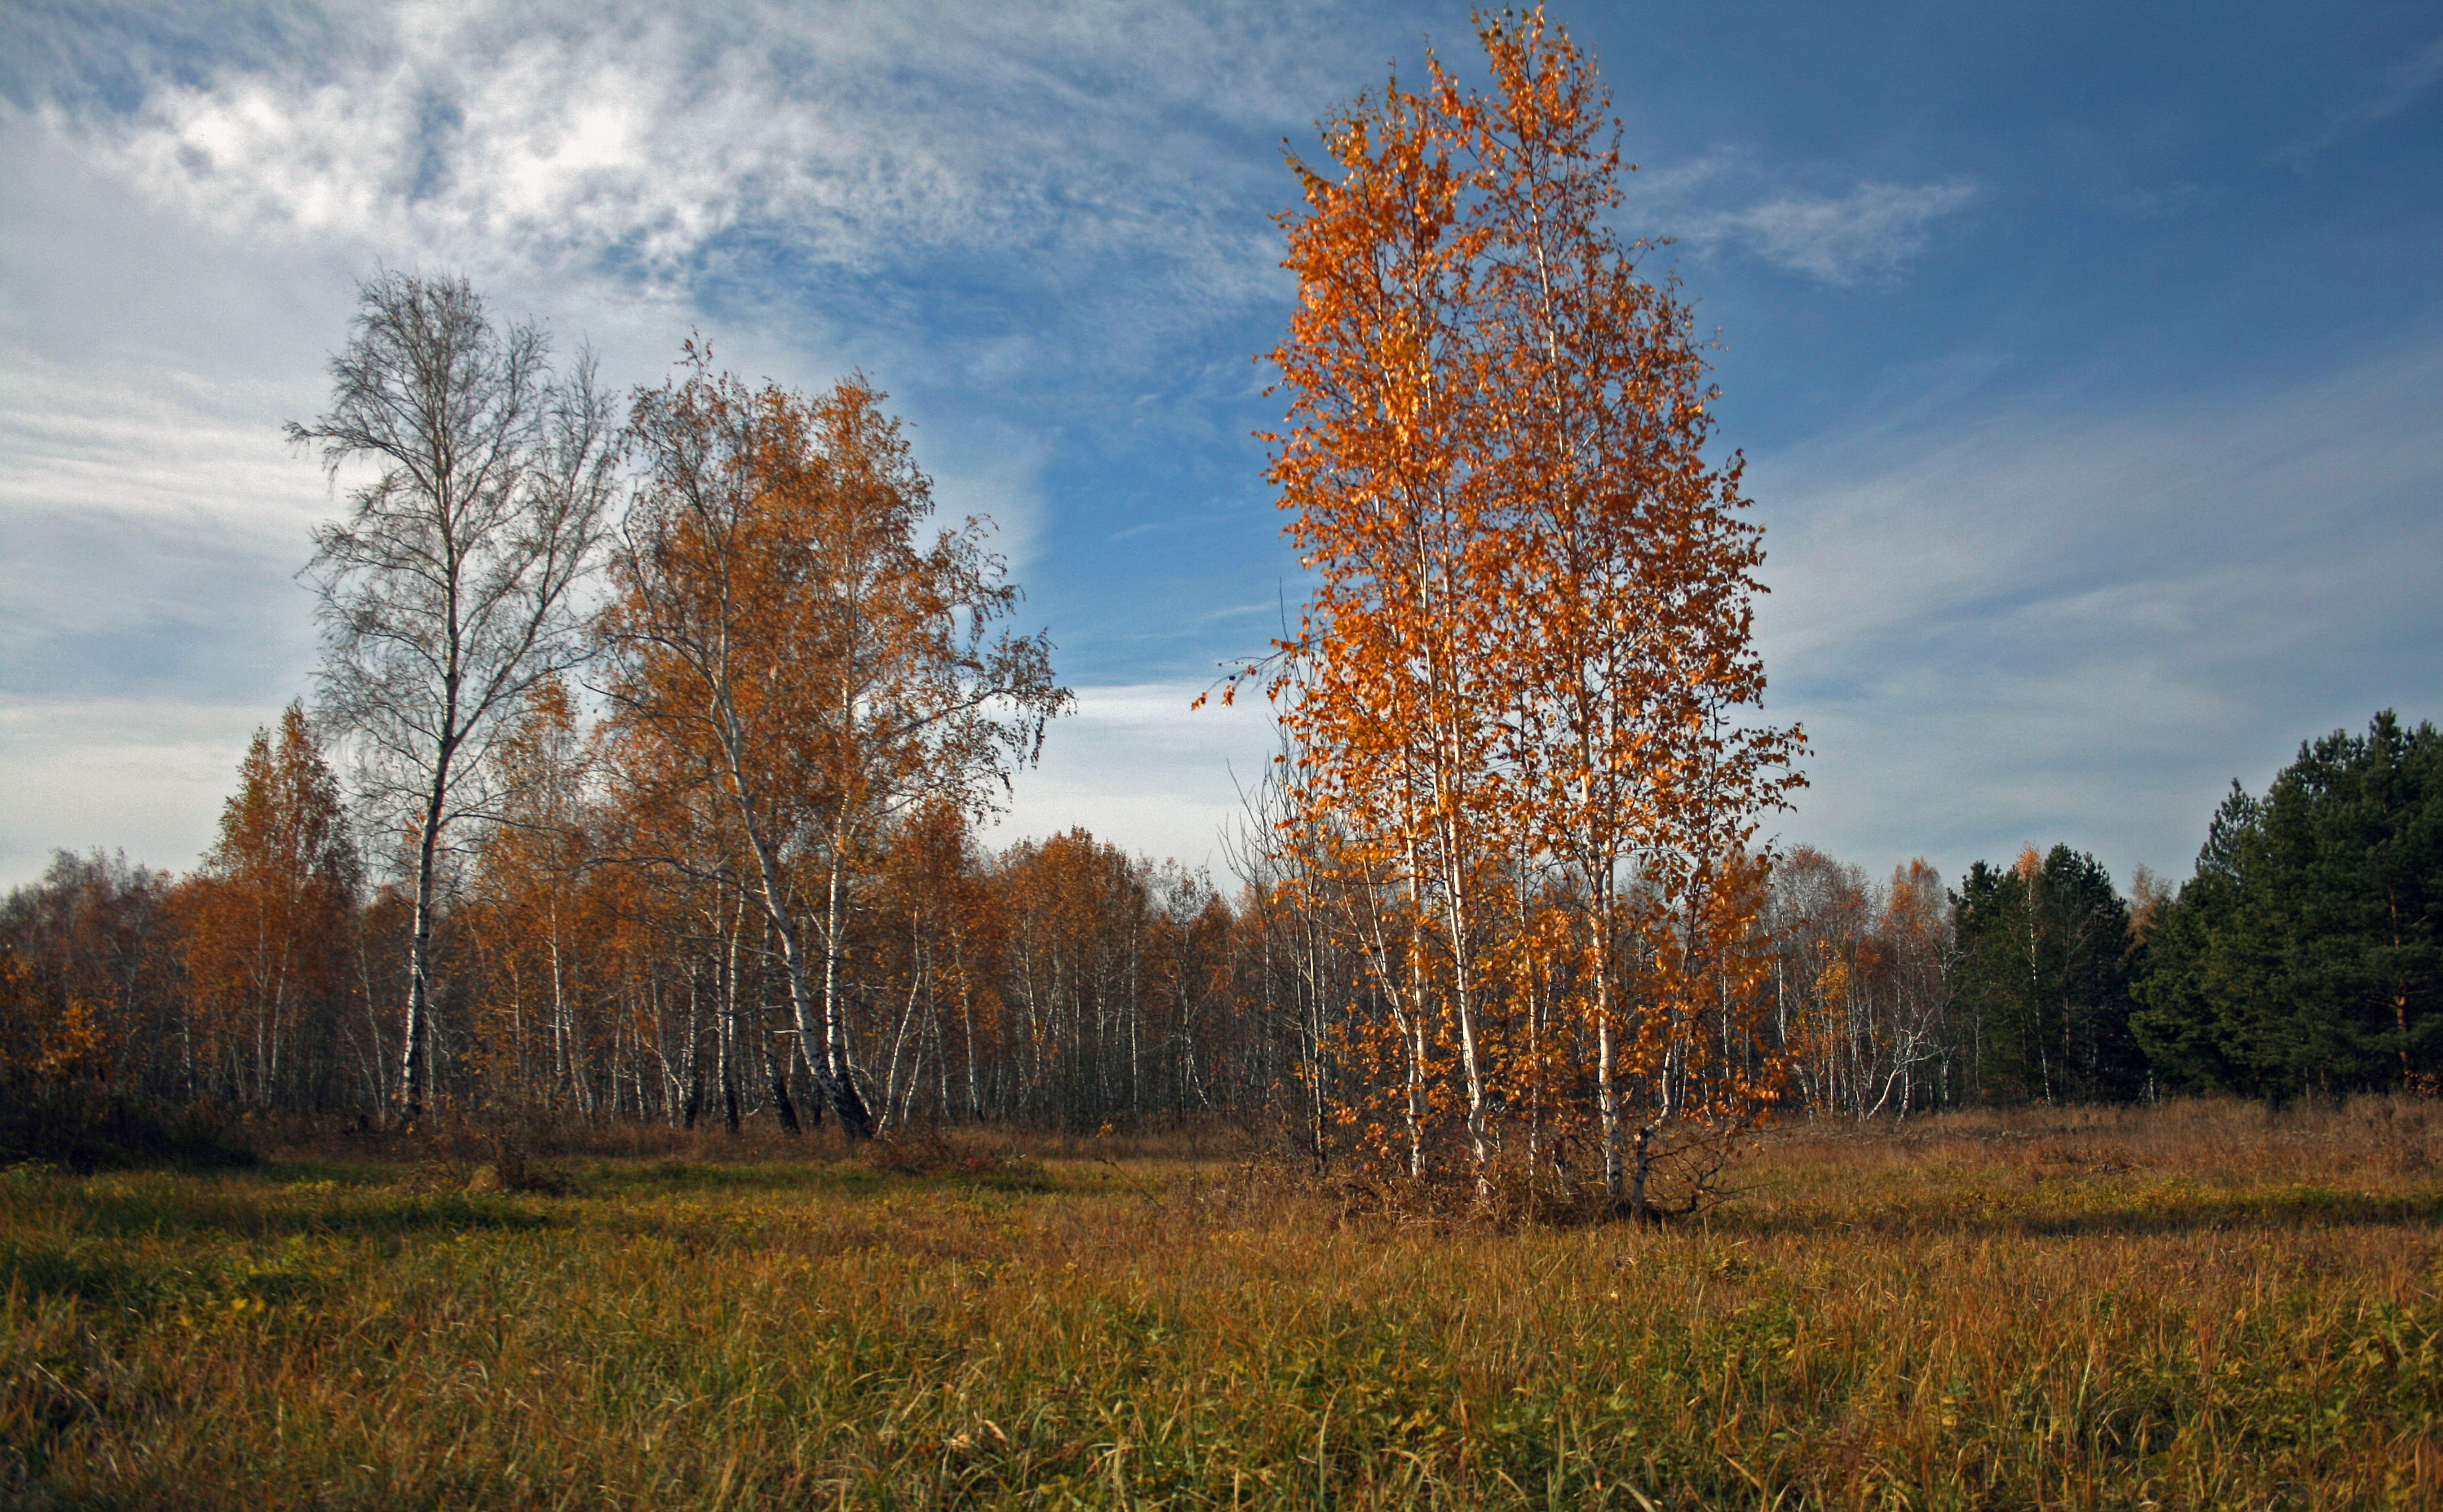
1240;8;1801;1217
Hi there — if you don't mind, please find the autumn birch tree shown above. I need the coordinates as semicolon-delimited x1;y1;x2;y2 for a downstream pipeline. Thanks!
600;350;1066;1139
1261;6;1799;1212
1468;12;1801;1207
1264;48;1519;1186
182;702;357;1106
464;675;606;1113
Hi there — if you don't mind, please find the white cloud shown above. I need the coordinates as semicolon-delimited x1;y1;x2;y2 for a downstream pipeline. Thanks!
982;678;1278;876
1680;177;1978;285
39;0;1348;337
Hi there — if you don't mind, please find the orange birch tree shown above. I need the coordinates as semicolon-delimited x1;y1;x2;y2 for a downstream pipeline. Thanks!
1262;6;1799;1212
1266;48;1517;1186
1468;11;1801;1207
463;675;607;1112
182;702;358;1106
600;349;1066;1139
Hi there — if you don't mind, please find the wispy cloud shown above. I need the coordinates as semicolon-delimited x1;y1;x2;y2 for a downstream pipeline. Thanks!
1678;177;1979;285
2280;33;2443;165
1753;329;2443;883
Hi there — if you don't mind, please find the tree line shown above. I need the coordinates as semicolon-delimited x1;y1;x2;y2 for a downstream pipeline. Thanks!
6;704;2431;1142
0;739;1265;1135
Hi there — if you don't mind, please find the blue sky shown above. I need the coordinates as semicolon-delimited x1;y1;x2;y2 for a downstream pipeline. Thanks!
3;1;2438;895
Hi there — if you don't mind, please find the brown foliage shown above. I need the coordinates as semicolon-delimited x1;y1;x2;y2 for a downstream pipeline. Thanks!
178;702;357;1107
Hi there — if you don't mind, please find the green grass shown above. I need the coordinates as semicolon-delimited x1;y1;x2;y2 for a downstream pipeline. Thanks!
5;1104;2443;1508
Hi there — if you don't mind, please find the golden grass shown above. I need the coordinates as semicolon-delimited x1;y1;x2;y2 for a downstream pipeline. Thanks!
5;1099;2441;1509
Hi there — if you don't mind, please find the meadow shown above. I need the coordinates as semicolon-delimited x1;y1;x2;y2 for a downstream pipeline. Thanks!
5;1100;2441;1510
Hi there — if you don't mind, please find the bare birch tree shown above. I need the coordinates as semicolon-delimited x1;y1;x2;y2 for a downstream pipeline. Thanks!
293;270;617;1122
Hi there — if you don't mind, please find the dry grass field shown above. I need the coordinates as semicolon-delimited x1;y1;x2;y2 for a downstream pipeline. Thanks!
6;1100;2442;1509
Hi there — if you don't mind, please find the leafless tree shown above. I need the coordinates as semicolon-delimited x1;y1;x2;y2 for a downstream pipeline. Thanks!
292;270;617;1122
